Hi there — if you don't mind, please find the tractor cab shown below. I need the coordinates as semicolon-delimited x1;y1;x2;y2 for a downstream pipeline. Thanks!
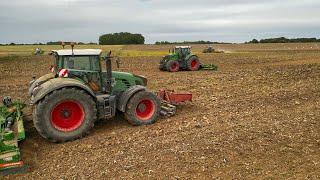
53;49;101;71
51;49;105;92
49;49;147;94
172;46;191;58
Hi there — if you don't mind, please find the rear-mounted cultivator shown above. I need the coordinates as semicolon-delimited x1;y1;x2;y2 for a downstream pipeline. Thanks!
200;64;218;71
157;90;192;117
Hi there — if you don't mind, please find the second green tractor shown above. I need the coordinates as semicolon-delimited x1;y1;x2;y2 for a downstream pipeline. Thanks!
159;46;217;72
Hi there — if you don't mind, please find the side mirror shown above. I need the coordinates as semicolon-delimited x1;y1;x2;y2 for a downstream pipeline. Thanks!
61;41;65;49
70;42;75;55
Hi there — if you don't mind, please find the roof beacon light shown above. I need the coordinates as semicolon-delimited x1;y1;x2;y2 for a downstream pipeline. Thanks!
61;41;65;49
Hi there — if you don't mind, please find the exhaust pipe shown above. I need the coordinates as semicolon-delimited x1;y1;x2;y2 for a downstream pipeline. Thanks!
105;51;112;94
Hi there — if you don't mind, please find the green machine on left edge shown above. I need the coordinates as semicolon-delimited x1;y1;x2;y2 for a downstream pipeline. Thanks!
0;97;27;176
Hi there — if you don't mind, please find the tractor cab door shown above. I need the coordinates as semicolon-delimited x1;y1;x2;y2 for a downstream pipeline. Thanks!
62;55;102;92
175;48;185;60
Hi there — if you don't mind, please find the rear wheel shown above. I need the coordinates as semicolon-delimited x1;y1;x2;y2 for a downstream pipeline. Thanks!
166;60;180;72
124;91;161;125
187;56;200;71
33;88;96;143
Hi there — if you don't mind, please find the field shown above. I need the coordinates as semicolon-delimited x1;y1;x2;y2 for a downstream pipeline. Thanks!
1;43;320;179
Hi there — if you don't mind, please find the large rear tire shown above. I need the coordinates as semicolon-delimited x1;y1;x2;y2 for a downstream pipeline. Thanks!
187;56;200;71
124;91;161;125
33;88;96;143
166;60;180;72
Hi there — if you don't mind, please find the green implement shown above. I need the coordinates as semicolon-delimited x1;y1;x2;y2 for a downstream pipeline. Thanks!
200;64;218;71
0;100;28;176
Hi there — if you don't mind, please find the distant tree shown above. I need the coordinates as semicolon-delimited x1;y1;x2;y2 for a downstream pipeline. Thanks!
155;40;218;45
99;32;145;45
9;43;16;46
250;37;320;43
249;39;259;43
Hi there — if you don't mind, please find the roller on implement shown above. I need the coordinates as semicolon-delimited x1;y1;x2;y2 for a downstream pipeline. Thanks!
159;46;218;72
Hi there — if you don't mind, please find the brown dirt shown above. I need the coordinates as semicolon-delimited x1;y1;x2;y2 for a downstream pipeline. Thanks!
1;44;320;179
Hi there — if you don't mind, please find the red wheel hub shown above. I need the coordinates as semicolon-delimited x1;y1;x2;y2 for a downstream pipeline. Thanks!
170;62;179;71
136;99;155;121
51;100;84;132
191;60;199;70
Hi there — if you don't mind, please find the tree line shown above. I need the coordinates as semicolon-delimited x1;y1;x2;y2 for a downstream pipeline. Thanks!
247;37;320;44
0;42;98;46
154;40;231;45
99;32;145;45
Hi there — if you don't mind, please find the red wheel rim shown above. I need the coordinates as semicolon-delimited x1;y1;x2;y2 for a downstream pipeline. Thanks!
50;100;85;132
135;99;155;121
170;62;179;71
191;60;199;70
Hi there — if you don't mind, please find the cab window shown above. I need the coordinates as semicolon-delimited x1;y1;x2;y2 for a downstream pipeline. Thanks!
62;56;100;71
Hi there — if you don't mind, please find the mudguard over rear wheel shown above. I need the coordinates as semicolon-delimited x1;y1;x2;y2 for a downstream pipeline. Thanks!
33;88;96;143
124;91;161;125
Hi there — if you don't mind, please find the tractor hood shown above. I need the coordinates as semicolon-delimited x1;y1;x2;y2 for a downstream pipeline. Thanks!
112;71;147;86
109;71;147;93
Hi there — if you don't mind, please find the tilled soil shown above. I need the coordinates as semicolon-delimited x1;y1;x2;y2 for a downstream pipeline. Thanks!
1;44;320;179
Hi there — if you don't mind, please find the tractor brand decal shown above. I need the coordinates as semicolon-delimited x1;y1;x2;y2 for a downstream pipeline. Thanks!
59;69;69;78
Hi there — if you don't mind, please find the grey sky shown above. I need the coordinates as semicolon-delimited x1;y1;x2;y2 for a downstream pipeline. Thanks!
1;0;320;44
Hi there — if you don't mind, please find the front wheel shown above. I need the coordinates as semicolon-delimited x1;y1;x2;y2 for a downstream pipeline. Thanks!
166;60;180;72
124;91;161;125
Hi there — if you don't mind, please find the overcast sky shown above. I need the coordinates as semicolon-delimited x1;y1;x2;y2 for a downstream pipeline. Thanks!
1;0;320;44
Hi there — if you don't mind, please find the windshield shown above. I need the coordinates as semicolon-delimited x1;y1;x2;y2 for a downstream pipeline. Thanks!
57;55;100;71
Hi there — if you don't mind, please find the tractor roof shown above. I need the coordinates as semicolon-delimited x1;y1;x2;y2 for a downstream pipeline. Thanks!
52;49;102;56
175;46;191;49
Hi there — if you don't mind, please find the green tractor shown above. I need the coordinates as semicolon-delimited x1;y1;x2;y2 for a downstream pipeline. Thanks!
29;48;162;143
202;46;214;53
159;46;218;72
